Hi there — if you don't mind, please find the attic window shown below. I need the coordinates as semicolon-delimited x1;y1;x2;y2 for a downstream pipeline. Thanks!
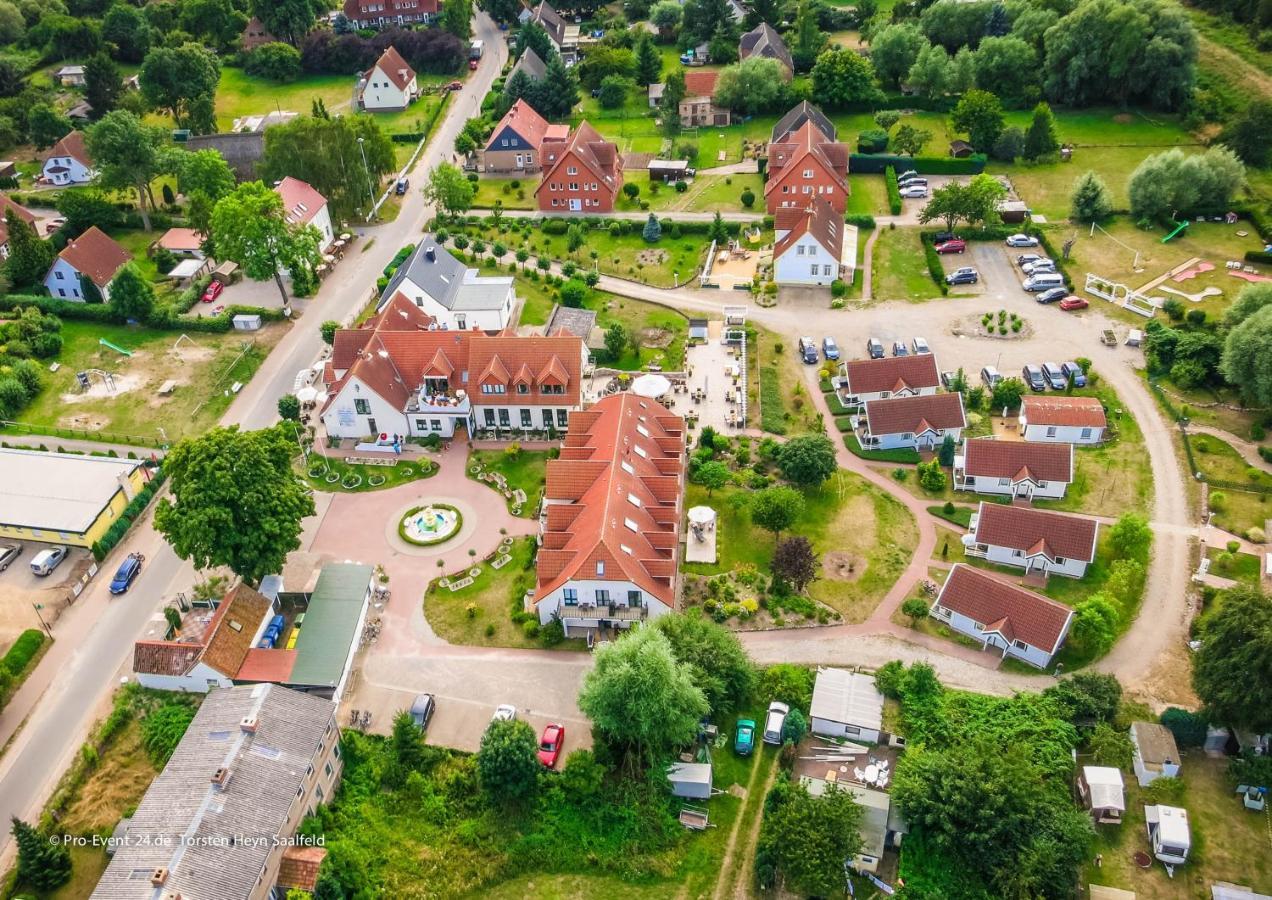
624;517;638;532
228;620;242;632
621;460;634;474
634;444;648;458
620;544;633;555
636;424;650;437
627;493;641;507
596;560;605;576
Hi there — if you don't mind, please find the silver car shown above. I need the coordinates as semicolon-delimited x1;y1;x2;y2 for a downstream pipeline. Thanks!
763;701;790;745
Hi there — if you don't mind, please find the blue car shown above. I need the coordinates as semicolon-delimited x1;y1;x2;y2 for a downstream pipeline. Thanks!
109;553;144;594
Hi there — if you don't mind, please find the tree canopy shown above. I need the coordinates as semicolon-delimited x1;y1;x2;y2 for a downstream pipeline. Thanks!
713;57;789;115
950;89;1005;152
1070;171;1113;223
261;114;396;223
1128;146;1245;221
777;434;837;487
1221;303;1272;406
1193;585;1272;732
210;181;322;305
139;42;220;133
477;718;541;805
754;780;864;896
250;0;325;46
810;47;883;109
749;485;805;540
651;612;755;716
108;263;156;324
87;111;167;231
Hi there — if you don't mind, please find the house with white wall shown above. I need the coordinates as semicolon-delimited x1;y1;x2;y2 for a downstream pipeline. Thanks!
1130;721;1182;787
275;176;334;251
41;131;94;185
356;46;418;111
381;238;514;331
954;437;1073;500
1019;395;1107;444
772;199;855;286
0;193;37;258
839;353;939;406
44;225;130;301
533;394;685;635
964;502;1099;579
809;668;885;744
931;564;1074;668
856;392;965;451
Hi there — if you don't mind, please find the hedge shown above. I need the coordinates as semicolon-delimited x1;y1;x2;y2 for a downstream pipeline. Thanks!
1030;228;1075;291
1261;446;1272;465
0;295;286;333
383;244;416;279
919;233;950;295
534;216;747;237
844;213;876;229
1245;250;1272;264
851;154;988;175
885;166;902;216
91;468;167;562
2;629;45;677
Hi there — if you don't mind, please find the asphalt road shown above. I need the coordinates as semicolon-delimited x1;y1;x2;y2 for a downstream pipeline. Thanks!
0;13;509;858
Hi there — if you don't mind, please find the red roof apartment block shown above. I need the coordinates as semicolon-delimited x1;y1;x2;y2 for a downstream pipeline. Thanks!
934;564;1074;664
343;0;437;27
765;118;850;214
536;121;623;212
535;394;686;622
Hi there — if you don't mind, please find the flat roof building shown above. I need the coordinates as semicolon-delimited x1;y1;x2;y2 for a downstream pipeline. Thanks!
0;448;150;547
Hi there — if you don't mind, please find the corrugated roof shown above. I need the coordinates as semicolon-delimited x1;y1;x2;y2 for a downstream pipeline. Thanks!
863;392;965;437
935;564;1072;652
962;438;1072;484
0;449;142;533
288;564;371;688
1022;395;1108;429
809;668;884;731
972;501;1098;563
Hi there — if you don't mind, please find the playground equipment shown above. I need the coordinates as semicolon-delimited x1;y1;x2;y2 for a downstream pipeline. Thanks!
99;338;133;357
76;369;117;393
1163;220;1189;243
1085;273;1159;318
1089;221;1145;272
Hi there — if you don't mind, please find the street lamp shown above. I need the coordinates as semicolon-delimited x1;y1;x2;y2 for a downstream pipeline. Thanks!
357;137;375;223
32;602;51;638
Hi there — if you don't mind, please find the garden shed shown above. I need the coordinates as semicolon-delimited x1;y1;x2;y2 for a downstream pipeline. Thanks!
667;761;713;799
649;160;689;183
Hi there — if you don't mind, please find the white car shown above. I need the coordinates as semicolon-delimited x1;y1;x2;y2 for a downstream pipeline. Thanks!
1022;259;1055;276
762;701;790;745
899;185;928;199
912;336;931;354
1006;233;1039;248
491;704;517;723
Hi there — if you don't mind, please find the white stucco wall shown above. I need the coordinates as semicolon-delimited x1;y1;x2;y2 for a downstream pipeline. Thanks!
44;257;107;301
475;403;571;432
844;385;935;405
135;661;234;694
537;577;674;627
774;235;838;286
979;544;1091;578
397;276;513;332
359;66;416;111
1020;421;1104;444
41;156;93;185
868;426;962;451
936;607;1062;668
957;473;1068;500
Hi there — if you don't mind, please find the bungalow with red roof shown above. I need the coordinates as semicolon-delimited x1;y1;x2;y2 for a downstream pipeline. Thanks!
964;501;1099;579
857;391;965;451
275;176;334;251
536;121;623;212
44;225;130;301
839;352;940;405
953;437;1073;500
0;193;36;259
772;198;852;286
1019;395;1108;444
156;226;206;259
343;0;438;30
41;131;94;186
931;564;1074;668
533;393;686;634
479;99;568;175
320;291;587;441
764;108;850;214
679;70;729;127
356;46;418;112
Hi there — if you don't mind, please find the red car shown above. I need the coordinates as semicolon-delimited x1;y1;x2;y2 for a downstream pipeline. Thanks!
468;59;479;70
446;80;463;92
538;723;564;767
1059;296;1088;311
201;280;224;303
934;239;966;254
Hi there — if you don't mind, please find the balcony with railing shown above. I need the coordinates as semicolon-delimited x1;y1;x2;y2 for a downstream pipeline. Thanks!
408;388;471;415
563;603;648;622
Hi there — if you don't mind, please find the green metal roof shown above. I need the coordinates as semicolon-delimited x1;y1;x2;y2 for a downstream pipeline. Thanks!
289;564;372;688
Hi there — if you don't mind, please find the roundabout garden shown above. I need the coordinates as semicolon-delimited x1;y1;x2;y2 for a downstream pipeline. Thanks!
398;504;463;546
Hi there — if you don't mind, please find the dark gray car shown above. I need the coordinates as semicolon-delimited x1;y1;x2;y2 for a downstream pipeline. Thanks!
1042;362;1067;390
1022;365;1046;391
410;693;435;729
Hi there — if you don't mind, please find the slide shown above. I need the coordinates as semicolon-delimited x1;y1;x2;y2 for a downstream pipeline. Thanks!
1162;220;1189;243
99;338;133;357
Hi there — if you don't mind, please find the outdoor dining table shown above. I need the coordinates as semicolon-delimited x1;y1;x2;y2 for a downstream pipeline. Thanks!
863;764;880;784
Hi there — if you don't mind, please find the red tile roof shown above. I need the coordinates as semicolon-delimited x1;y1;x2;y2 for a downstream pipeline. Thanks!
278;847;328;893
1021;396;1107;429
961;438;1072;484
235;648;299;683
486;99;552;152
972;501;1098;563
46;130;91;168
843;353;940;397
936;564;1073;652
133;640;202;677
765;120;849;200
774;198;843;261
131;582;271;679
864;392;965;437
345;0;437;18
275;176;327;227
57;226;130;288
536;120;621;196
683;70;719;97
369;45;417;91
0;193;36;247
536;393;685;607
157;227;203;252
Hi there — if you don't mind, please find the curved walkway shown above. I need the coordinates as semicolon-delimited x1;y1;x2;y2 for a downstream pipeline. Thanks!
1190;423;1272;474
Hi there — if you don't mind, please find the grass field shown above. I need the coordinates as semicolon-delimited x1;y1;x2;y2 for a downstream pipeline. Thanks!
468;447;549;516
1190;432;1272;537
872;227;939;302
846;174;889;217
17;321;283;442
1205;545;1263;584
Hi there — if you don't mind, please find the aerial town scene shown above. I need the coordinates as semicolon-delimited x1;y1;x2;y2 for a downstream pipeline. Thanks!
0;0;1269;896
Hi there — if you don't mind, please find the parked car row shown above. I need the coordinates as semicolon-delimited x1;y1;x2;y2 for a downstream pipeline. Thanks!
1023;361;1087;391
897;171;928;199
0;541;71;576
409;698;567;768
1035;287;1091;312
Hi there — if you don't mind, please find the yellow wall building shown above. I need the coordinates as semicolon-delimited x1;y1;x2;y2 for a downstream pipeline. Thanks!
0;448;151;548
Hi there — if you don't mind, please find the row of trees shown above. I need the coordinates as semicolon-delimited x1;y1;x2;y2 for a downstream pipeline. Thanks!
300;26;468;77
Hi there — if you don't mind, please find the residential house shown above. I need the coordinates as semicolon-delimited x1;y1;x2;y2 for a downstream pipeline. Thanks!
275;176;335;251
726;0;748;21
802;778;905;874
356;46;418;112
772;199;853;286
739;23;793;74
156;227;206;259
1019;395;1108;444
764;113;850;214
679;71;729;127
964;502;1099;579
0;449;149;549
533;393;685;634
508;46;548;86
380;237;515;330
133;583;274;693
1077;766;1126;824
949;139;975;158
44;225;130;302
771;101;836;144
241;16;278;50
838;352;940;406
342;0;437;28
953;437;1073;500
55;65;86;87
1145;804;1190;866
535;120;623;212
479;98;567;174
89;684;342;900
320;292;586;440
1130;721;1181;787
857;392;965;451
41;131;94;185
532;1;581;62
930;564;1075;668
809;668;885;744
0;193;36;258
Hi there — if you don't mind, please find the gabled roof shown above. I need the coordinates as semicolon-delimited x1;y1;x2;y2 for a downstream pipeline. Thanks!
536;393;685;607
486;98;552;152
1021;395;1108;429
157;227;203;252
961;438;1073;484
275;176;327;227
765;120;849;197
56;225;130;287
935;564;1073;652
534;0;569;46
843;353;940;397
344;0;437;17
683;70;719;98
368;45;417;91
509;47;548;82
739;22;793;71
385;239;514;312
863;392;965;437
132;583;272;679
46;130;92;167
972;501;1099;564
0;193;36;247
774;198;843;260
772;101;836;143
536;120;621;196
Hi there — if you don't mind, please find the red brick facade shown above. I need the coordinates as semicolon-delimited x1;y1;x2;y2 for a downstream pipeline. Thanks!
765;120;850;214
535;121;623;213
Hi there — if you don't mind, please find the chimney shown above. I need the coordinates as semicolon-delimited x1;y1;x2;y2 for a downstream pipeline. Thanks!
150;867;169;887
211;767;233;789
425;247;436;262
117;469;137;501
240;716;258;734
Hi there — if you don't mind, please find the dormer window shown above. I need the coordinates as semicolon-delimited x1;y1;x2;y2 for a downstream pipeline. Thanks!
627;493;641;507
517;384;529;394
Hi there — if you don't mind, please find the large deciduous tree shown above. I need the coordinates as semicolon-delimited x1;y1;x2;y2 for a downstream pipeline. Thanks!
771;536;817;593
154;425;316;584
1221;304;1272;407
477;718;541;805
652;612;755;716
578;627;708;769
84;52;122;120
777;434;836;487
810;47;883;110
713;57;789;115
250;0;324;46
107;263;156;324
1192;585;1272;733
439;0;474;41
140;43;221;133
1223;282;1272;329
920;0;993;51
87;110;167;231
173;149;238;203
906;42;953;100
754;780;864;896
210;181;322;306
950;88;1005;152
1222;99;1272;167
4;209;54;289
749;485;804;541
102;3;152;63
26;104;71;150
869;22;927;88
424;163;475;220
973;35;1037;107
261;115;395;223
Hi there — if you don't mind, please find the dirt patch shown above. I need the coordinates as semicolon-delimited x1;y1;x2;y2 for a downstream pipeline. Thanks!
636;249;668;266
822;551;865;581
58;371;145;404
1112;113;1134;124
639;327;673;349
169;341;216;364
952;313;1034;340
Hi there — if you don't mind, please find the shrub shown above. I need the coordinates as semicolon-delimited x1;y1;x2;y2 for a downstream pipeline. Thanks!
844;213;876;229
1;629;45;676
885;166;902;215
1160;707;1207;748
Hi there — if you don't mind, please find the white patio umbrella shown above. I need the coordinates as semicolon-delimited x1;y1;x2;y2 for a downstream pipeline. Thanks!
631;373;672;398
296;386;319;403
687;506;716;525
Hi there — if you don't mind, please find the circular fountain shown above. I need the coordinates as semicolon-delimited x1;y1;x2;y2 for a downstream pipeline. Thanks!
399;503;462;546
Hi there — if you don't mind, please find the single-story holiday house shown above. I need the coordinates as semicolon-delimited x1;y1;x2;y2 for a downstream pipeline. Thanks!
953;437;1073;500
1019;395;1107;444
838;352;939;406
931;564;1074;668
809;668;885;744
156;227;206;259
1130;721;1181;787
963;501;1099;579
856;392;965;451
801;778;905;875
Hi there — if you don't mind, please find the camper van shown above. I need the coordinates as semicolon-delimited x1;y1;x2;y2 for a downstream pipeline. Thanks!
1145;804;1190;867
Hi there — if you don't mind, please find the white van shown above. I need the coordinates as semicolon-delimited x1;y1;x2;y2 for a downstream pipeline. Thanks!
1023;272;1065;292
30;545;68;576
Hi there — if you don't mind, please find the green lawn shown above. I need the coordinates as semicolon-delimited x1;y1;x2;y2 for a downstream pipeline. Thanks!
472;178;536;210
468;447;549;517
214;68;355;130
846;174;889;217
1205;546;1263;584
872;227;938;303
1191;432;1272;538
927;503;973;528
684;469;919;623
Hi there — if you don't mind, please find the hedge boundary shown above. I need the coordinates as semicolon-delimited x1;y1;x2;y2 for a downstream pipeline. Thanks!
398;503;464;546
843;431;921;464
91;468;167;561
885;166;902;216
0;295;287;333
851;154;987;175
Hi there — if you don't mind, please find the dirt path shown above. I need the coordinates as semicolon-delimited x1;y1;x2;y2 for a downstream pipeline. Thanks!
1191;423;1272;473
1197;34;1272;99
712;752;781;900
